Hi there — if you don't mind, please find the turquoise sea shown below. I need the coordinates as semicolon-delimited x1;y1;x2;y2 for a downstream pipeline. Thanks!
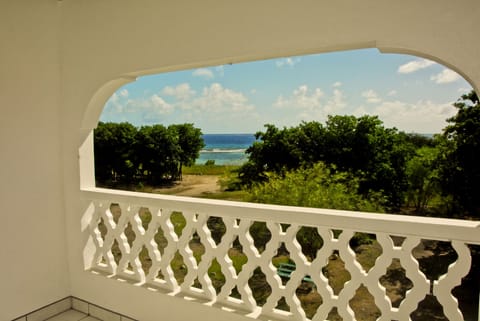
196;134;256;165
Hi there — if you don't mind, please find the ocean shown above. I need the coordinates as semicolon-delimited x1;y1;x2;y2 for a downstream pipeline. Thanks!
196;134;256;165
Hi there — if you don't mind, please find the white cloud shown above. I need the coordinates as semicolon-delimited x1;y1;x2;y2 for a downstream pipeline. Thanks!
178;83;260;131
122;94;174;115
324;89;347;114
102;82;260;128
458;87;472;94
104;91;174;122
191;83;255;113
274;85;324;109
430;68;461;84
192;68;214;79
148;94;174;114
276;57;301;68
361;89;382;103
275;86;347;123
162;83;196;101
333;81;342;87
387;90;397;96
119;89;129;98
398;58;436;74
356;99;456;133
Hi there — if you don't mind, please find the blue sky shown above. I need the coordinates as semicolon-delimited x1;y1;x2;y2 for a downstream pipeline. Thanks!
101;48;472;134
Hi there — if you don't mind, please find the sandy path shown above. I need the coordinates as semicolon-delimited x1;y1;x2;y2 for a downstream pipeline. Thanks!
153;175;220;197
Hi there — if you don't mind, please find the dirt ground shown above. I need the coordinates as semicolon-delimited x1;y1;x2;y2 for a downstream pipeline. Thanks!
153;175;220;197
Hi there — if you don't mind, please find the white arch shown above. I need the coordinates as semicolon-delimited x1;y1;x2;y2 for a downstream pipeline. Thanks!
81;76;137;135
63;0;480;144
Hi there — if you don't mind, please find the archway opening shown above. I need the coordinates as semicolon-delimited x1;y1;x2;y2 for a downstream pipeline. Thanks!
83;48;479;321
90;49;474;212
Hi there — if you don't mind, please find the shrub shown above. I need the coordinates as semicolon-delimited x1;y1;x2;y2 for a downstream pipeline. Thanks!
248;162;385;212
205;159;216;166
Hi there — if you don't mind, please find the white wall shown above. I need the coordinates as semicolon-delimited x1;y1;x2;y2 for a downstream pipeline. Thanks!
0;1;70;320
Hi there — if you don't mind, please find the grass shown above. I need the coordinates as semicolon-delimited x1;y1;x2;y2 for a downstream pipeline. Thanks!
182;164;240;176
197;190;248;201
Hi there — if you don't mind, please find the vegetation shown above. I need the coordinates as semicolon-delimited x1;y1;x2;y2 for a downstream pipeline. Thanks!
405;146;441;213
248;162;385;212
182;163;236;176
94;122;204;186
438;91;480;218
230;91;479;218
238;115;415;211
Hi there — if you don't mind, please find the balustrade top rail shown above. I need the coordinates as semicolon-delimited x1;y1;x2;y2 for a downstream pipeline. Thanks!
82;187;480;245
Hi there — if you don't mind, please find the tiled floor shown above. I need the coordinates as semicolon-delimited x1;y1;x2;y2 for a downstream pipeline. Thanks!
13;297;136;321
46;309;100;321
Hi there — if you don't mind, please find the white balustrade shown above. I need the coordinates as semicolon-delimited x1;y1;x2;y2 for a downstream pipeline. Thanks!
81;187;480;321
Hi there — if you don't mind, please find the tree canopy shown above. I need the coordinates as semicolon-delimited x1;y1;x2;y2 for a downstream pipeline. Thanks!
238;115;416;210
94;122;137;183
94;122;204;186
439;91;480;217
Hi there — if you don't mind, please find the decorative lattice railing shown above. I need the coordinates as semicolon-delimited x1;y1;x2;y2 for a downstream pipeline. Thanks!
82;188;480;321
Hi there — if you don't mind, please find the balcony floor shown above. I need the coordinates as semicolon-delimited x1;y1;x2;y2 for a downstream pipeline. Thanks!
46;309;100;321
13;297;135;321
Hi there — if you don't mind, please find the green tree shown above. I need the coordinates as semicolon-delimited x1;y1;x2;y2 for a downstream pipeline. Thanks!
168;124;204;180
238;124;302;186
94;122;204;186
135;124;180;184
94;122;137;183
239;116;412;209
440;91;480;217
322;115;357;170
325;115;413;209
406;146;441;213
295;121;327;164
